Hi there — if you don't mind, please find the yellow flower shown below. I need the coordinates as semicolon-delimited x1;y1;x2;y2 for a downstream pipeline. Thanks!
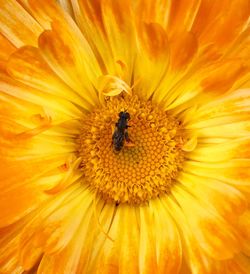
0;0;250;273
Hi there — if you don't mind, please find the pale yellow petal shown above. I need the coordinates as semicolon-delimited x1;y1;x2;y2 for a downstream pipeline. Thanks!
170;186;242;260
163;196;227;274
71;0;137;81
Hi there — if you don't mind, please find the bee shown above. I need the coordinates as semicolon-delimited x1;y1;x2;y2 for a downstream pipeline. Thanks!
112;111;134;151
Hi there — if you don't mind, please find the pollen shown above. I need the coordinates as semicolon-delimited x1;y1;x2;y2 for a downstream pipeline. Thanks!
78;96;186;204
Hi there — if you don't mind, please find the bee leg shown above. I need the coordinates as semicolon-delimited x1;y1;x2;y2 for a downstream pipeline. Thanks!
125;130;129;141
124;130;135;147
111;125;116;150
111;124;116;136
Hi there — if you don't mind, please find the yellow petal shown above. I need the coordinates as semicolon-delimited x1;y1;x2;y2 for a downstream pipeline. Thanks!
45;156;82;194
37;198;115;274
182;136;197;152
187;138;250;162
84;203;119;274
139;206;157;274
183;159;250;190
178;172;247;222
81;204;139;274
150;199;182;274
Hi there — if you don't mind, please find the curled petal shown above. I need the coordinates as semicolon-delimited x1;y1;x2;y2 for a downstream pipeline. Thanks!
96;75;132;97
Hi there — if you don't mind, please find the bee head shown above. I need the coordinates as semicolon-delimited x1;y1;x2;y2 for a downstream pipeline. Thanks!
119;111;130;120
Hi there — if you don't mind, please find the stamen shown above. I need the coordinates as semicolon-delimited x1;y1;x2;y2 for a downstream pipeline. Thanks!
78;95;186;205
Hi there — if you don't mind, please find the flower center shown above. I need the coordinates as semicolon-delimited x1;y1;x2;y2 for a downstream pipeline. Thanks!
78;96;186;205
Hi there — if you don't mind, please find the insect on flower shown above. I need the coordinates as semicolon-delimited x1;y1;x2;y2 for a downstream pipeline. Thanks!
0;0;250;273
112;111;135;151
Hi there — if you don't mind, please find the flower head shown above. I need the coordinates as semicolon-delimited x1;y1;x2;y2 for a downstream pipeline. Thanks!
0;0;250;273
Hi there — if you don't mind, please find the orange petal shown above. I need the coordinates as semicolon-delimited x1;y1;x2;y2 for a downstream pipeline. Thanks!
28;0;131;83
167;0;201;35
72;0;137;81
0;220;27;273
200;0;250;47
133;0;171;27
0;0;43;47
191;1;229;39
23;0;72;29
0;154;66;227
7;46;92;110
169;31;198;71
226;254;250;274
45;156;83;194
226;27;250;61
201;60;248;93
20;184;90;261
134;23;169;99
239;211;250;256
38;21;101;105
0;33;16;71
55;0;75;18
0;98;73;227
138;23;168;60
0;71;82;120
